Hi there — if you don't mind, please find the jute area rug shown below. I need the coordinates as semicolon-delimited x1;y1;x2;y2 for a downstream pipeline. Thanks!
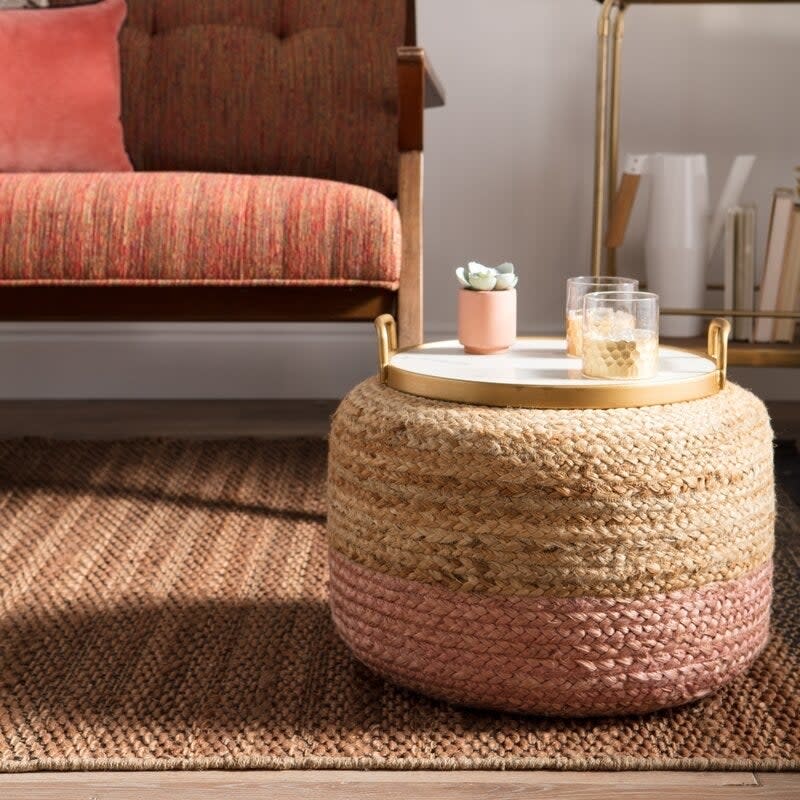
0;438;797;773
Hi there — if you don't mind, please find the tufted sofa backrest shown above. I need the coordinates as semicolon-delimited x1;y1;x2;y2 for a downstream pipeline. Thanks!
117;1;408;196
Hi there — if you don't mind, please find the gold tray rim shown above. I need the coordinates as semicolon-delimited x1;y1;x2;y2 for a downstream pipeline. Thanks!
376;317;730;410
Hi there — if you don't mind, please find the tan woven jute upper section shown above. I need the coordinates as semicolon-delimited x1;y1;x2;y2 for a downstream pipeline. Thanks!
328;379;775;599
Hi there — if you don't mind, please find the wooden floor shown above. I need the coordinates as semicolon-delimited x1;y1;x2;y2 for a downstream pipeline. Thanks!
1;769;798;800
0;398;797;441
0;399;339;440
0;399;797;799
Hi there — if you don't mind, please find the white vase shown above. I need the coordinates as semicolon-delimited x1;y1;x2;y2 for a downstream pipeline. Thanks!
644;154;708;338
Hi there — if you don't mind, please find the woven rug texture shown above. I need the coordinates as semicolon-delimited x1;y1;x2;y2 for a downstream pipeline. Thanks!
0;438;797;772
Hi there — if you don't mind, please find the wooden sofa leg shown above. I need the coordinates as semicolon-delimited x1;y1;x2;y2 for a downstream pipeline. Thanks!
397;150;423;349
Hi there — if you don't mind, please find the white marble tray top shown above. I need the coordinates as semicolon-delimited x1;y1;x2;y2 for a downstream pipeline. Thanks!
390;337;715;388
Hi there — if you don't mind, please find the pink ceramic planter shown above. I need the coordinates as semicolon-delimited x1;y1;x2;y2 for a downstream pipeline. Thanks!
457;288;517;354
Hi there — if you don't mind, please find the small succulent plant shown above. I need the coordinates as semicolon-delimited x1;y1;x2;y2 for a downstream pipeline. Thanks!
456;261;518;291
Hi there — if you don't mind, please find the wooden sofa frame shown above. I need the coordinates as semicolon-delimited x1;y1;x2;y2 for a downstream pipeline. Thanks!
0;4;444;350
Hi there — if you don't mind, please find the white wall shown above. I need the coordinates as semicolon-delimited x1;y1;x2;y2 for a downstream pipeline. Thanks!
1;0;799;399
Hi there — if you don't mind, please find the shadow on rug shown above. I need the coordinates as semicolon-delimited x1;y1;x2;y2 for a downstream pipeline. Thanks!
0;438;797;771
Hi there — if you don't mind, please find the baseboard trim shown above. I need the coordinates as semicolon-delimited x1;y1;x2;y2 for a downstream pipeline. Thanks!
0;323;377;399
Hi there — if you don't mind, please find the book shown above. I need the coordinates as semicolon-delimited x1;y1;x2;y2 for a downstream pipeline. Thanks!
736;205;756;341
724;208;736;328
774;197;800;343
754;189;794;342
724;205;757;341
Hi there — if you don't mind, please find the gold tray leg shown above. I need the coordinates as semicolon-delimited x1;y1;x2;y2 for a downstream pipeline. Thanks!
592;0;621;277
708;318;731;389
375;314;398;384
606;4;625;277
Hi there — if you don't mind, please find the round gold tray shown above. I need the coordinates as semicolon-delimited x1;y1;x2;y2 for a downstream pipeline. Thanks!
375;315;730;410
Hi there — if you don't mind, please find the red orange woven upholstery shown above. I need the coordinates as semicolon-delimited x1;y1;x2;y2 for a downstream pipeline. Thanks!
118;0;406;195
0;172;401;288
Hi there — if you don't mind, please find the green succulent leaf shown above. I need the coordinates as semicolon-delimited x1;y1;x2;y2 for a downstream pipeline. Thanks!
495;272;518;290
467;265;498;291
456;261;518;290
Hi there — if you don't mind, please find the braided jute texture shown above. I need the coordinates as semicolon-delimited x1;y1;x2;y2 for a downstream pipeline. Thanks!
1;438;797;771
329;379;775;599
328;379;776;715
330;552;771;717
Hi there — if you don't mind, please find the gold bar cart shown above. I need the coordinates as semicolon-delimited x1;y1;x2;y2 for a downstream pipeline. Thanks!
592;0;800;366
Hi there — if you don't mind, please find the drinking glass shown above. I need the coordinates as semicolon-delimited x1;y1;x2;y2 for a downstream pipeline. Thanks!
581;291;659;380
566;276;638;357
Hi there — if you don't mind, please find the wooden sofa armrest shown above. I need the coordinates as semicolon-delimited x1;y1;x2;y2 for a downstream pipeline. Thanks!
396;47;444;348
398;47;445;152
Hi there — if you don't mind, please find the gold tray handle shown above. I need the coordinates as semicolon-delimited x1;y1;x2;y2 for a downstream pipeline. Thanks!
707;318;731;389
375;314;398;384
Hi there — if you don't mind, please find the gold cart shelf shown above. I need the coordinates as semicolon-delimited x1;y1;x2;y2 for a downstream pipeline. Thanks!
375;315;730;410
592;0;800;367
662;337;800;368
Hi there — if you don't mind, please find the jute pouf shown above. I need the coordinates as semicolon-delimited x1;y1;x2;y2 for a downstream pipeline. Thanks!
327;378;776;717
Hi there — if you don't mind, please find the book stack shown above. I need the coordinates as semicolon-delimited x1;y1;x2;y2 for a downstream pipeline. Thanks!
753;172;800;343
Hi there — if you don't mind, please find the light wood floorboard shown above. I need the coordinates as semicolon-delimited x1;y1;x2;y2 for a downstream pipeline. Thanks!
4;769;800;800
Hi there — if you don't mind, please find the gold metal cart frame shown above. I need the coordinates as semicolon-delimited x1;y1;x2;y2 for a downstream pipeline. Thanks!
592;0;800;367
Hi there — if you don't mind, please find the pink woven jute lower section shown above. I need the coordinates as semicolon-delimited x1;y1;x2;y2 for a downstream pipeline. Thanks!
329;550;773;717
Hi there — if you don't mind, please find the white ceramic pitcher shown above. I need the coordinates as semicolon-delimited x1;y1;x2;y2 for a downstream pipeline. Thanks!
606;153;755;338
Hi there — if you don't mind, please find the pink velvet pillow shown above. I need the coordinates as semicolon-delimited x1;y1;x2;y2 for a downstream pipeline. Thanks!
0;0;132;172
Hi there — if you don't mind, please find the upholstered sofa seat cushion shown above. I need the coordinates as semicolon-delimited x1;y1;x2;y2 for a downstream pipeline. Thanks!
0;173;401;288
